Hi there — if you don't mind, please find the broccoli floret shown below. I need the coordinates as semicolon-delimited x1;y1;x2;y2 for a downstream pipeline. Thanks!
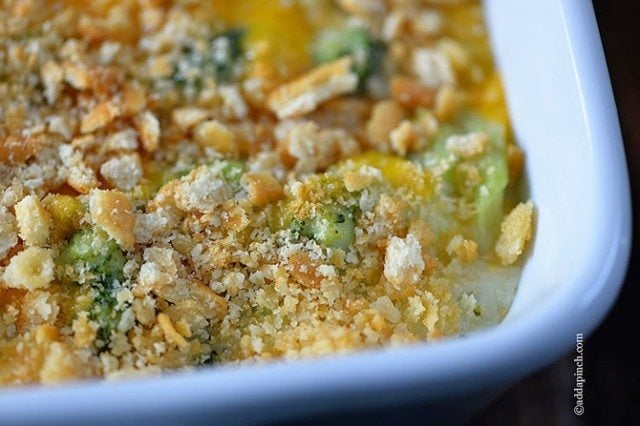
89;288;121;346
293;205;356;250
171;28;245;92
57;228;126;286
57;228;128;349
221;160;245;185
312;27;385;88
211;29;245;83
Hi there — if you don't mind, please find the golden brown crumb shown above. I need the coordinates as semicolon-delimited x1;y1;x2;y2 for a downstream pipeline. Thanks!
14;195;51;246
89;190;136;249
2;247;55;291
242;172;284;206
268;58;359;119
495;201;535;265
367;100;406;150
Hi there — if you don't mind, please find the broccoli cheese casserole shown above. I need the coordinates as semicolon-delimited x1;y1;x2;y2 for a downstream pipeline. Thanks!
0;0;534;385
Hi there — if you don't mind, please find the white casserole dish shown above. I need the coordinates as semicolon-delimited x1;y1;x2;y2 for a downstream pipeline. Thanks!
0;0;631;424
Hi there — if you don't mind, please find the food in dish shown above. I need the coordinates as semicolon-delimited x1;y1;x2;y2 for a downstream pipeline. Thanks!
0;0;533;385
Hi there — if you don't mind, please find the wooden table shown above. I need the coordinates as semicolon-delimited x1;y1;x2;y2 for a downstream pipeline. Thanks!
472;1;640;424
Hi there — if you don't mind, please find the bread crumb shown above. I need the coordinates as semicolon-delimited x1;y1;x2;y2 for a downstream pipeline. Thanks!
2;247;55;290
384;234;425;287
100;154;143;191
371;296;401;324
242;172;284;206
157;313;188;348
495;201;534;265
72;313;98;348
367;100;405;150
445;132;488;158
446;235;478;263
268;57;358;119
0;207;18;259
89;190;136;249
193;120;237;155
172;107;209;132
434;85;460;121
81;101;120;134
413;48;455;89
390;120;418;156
58;144;100;193
344;166;381;192
14;195;51;246
40;343;85;384
135;111;160;152
173;166;231;213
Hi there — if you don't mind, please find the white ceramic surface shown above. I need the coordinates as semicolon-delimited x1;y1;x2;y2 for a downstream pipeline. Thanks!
0;0;631;424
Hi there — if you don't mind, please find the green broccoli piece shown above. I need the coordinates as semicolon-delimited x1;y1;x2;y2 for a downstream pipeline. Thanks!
57;228;126;286
89;288;121;346
171;28;245;92
221;160;245;185
57;228;128;349
211;29;245;83
421;112;509;252
312;27;385;88
293;205;356;250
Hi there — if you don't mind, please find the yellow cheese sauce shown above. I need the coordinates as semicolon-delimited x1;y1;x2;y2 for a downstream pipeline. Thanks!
0;0;533;385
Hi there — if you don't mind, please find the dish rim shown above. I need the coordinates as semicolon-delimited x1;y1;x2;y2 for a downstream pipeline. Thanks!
0;0;631;423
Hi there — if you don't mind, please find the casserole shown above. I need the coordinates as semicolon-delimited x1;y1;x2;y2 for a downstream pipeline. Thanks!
0;0;631;424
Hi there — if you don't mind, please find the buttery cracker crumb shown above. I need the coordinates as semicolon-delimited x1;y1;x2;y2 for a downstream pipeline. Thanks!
135;111;160;152
495;201;534;265
446;235;479;263
413;48;455;89
72;313;98;349
173;166;231;213
58;145;100;193
219;85;249;119
41;61;64;104
40;343;86;384
279;121;359;173
81;101;120;134
105;129;138;152
63;61;90;90
242;172;284;206
390;120;418;156
193;120;237;154
434;85;460;121
14;195;51;246
371;296;401;324
384;234;425;287
100;154;143;191
367;100;406;150
268;57;358;119
445;131;488;158
2;247;55;291
89;190;135;249
0;208;18;259
344;165;381;192
157;313;188;348
172;107;209;132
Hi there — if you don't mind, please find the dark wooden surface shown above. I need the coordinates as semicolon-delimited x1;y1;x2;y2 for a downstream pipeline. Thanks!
471;1;640;424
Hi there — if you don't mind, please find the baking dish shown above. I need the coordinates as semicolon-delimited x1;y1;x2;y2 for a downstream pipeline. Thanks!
0;0;631;424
